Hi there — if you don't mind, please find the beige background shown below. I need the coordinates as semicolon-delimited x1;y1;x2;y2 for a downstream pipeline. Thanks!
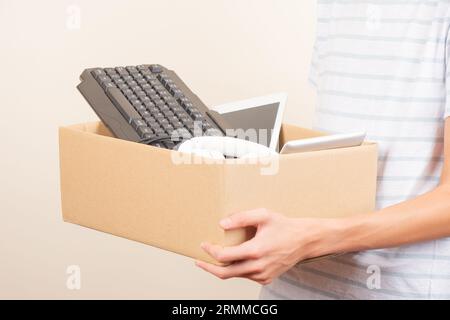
0;0;317;299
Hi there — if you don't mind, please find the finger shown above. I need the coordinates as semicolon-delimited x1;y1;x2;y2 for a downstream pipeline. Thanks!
195;259;263;280
248;273;273;286
201;241;261;263
220;209;270;230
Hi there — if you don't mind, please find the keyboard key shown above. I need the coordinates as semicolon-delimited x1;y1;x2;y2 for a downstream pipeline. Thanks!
148;107;159;114
131;85;142;93
126;66;139;74
172;121;184;129
202;121;213;130
105;68;117;76
162;123;174;130
97;75;111;83
185;106;196;115
136;91;146;98
179;97;190;105
150;64;163;73
168;84;179;93
149;94;159;101
140;96;151;104
191;112;203;120
172;89;184;99
137;126;153;137
106;87;141;123
160;93;173;101
130;99;141;107
132;119;147;130
154;84;165;92
149;122;161;130
135;105;146;113
91;69;106;79
182;102;194;110
167;101;178;109
145;75;157;81
140;111;151;118
163;79;174;88
140;70;152;76
172;107;186;115
163;110;175;118
137;109;148;117
144;116;156;124
159;105;170;112
143;133;156;140
102;82;116;90
144;101;156;109
121;88;132;96
159;118;169;125
181;117;194;125
115;67;128;76
137;65;149;71
157;73;170;81
144;88;156;96
154;128;165;135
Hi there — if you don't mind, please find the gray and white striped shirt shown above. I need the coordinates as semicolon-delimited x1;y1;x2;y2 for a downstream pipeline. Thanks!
261;0;450;299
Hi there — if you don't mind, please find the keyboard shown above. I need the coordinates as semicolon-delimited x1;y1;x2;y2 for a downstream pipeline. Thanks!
77;64;231;149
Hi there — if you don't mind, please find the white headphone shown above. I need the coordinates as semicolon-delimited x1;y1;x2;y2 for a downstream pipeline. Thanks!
177;136;277;160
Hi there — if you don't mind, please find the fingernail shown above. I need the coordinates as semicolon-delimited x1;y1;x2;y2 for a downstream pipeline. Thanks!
220;218;232;229
200;242;207;249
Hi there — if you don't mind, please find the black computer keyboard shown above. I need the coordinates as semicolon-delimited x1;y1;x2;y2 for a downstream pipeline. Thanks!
77;64;231;149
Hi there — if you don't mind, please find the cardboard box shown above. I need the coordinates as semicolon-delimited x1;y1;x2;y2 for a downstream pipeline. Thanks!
59;121;378;264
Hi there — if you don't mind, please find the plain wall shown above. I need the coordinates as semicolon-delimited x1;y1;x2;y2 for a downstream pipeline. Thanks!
0;0;316;299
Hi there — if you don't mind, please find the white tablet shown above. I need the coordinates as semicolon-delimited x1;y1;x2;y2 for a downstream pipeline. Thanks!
213;93;287;151
280;132;366;155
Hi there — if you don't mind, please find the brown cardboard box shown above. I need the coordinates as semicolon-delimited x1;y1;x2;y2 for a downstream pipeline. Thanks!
59;121;378;264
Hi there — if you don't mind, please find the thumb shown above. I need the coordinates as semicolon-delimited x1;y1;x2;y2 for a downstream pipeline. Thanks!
220;208;270;230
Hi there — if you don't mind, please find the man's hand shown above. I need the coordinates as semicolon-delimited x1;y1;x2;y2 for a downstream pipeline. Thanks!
195;209;341;285
197;119;450;285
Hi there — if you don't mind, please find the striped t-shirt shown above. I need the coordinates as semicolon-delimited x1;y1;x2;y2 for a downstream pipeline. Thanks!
261;0;450;299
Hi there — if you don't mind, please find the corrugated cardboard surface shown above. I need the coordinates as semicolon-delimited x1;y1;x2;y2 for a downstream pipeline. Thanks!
59;122;378;263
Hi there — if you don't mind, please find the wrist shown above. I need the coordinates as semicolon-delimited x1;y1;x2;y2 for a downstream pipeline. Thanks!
325;214;375;254
296;215;371;260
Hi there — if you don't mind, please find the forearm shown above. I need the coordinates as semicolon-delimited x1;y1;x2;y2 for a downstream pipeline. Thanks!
323;184;450;256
